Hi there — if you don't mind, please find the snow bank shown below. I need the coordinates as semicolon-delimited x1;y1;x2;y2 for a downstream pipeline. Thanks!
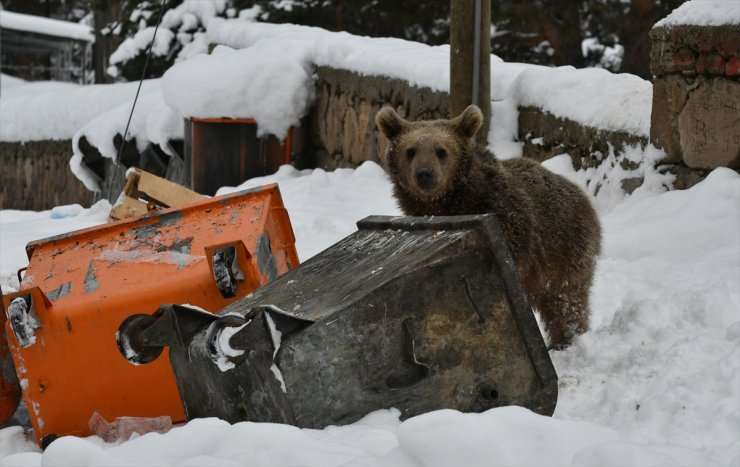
0;80;158;142
513;66;652;137
217;161;401;261
552;168;740;466
0;200;111;291
0;73;26;90
3;17;652;180
70;83;182;191
161;42;314;139
207;19;453;92
0;407;709;466
0;163;738;465
0;10;94;42
0;76;181;191
202;19;651;137
655;0;740;27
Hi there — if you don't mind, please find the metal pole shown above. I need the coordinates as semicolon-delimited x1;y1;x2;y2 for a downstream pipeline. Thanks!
472;0;481;108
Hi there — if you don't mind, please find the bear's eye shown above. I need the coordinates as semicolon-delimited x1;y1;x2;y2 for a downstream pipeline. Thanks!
436;148;447;159
406;147;416;159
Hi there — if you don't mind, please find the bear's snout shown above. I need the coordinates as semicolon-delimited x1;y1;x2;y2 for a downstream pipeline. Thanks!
415;167;435;190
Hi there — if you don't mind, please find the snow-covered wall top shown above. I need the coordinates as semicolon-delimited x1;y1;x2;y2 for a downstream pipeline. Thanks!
206;19;453;93
162;19;654;139
0;10;94;42
654;0;740;28
3;17;653;193
0;80;156;142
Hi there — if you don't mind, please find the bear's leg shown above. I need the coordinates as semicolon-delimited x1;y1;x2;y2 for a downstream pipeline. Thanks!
537;279;591;350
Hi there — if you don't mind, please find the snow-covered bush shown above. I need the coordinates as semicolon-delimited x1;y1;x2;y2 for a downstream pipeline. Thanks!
106;0;234;80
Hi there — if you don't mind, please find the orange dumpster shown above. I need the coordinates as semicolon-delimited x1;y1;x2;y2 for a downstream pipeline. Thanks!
0;184;298;445
0;321;21;424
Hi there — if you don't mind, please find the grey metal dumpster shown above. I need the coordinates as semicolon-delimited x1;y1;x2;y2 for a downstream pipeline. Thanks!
117;214;558;427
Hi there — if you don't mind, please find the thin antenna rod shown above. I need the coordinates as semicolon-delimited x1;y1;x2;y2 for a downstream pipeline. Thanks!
116;0;168;164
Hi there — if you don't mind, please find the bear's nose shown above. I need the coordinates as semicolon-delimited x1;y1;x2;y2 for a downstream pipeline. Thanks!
415;168;435;189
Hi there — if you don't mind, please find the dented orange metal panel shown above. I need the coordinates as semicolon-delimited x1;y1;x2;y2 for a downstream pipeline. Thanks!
1;184;298;444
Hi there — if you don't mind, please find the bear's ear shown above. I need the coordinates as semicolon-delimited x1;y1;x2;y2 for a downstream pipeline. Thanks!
450;105;483;139
376;107;408;140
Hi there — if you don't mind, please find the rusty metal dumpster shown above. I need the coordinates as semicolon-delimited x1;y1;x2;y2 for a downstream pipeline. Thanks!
118;214;558;428
0;184;298;444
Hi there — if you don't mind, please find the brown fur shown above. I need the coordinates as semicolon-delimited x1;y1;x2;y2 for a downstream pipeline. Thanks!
376;105;602;349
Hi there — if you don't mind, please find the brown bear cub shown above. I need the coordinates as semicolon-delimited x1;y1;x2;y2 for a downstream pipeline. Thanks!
376;105;601;349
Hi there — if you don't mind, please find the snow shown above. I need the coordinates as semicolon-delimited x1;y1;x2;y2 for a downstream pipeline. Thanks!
207;19;454;93
108;27;176;76
0;80;158;142
264;313;287;393
0;10;94;42
203;20;652;136
655;0;740;27
0;73;26;91
3;19;652;191
510;65;651;137
1;12;739;465
213;320;249;372
161;43;314;139
1;159;738;466
0;200;111;292
107;0;228;78
70;82;182;191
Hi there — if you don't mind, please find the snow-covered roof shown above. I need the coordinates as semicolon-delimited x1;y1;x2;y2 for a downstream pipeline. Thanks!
0;10;94;42
654;0;740;28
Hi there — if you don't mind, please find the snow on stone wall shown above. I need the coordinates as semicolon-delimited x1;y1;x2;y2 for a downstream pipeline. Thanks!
3;19;661;194
655;0;740;28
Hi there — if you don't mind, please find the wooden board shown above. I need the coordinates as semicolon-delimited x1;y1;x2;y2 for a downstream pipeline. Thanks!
109;168;206;221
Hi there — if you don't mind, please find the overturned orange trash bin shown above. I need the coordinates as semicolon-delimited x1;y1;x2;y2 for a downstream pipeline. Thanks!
0;184;298;445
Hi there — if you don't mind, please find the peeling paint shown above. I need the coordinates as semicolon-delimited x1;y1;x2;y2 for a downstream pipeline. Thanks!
156;237;193;255
256;234;278;282
96;249;204;269
84;262;99;293
47;282;72;302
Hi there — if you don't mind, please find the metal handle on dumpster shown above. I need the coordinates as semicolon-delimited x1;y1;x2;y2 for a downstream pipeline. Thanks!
116;304;218;365
204;307;284;370
206;241;254;299
204;314;252;368
386;319;430;390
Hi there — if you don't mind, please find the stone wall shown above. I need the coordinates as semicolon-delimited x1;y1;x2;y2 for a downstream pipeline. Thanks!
518;107;708;192
311;67;449;170
650;24;740;169
0;140;92;211
311;66;708;194
518;107;648;169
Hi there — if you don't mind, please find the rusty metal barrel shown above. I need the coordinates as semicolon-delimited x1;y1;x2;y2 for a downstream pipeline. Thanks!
119;214;558;427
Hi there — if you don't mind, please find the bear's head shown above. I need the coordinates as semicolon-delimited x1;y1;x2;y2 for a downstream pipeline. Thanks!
376;105;483;202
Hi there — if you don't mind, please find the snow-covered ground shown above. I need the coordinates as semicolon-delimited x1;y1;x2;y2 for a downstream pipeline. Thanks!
1;1;739;464
1;159;738;466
